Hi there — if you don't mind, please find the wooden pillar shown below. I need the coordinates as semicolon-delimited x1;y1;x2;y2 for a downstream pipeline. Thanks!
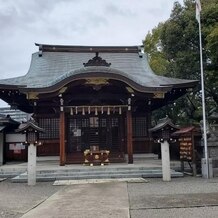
127;110;133;164
60;111;66;166
147;111;152;153
119;115;125;153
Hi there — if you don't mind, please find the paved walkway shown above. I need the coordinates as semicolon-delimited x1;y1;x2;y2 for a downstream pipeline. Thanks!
2;177;218;217
21;182;129;218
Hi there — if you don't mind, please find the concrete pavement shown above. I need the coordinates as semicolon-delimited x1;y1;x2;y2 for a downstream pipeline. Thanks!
0;181;61;218
1;177;218;218
128;177;218;218
21;182;130;218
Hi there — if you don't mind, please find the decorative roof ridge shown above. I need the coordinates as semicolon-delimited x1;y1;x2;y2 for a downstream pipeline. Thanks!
83;52;111;67
35;43;143;54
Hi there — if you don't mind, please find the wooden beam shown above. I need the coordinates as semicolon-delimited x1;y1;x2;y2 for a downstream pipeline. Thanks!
59;111;66;166
127;110;133;164
64;93;129;103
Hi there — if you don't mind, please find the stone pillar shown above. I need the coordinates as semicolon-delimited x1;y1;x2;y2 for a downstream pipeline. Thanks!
0;133;3;165
201;158;213;178
28;143;36;186
161;140;171;181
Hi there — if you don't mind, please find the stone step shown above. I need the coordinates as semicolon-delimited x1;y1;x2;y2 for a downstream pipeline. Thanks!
16;169;163;178
35;167;162;174
133;153;159;160
11;168;183;183
0;170;26;178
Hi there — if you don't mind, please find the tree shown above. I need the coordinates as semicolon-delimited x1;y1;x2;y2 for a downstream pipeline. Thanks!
143;0;218;125
144;23;169;75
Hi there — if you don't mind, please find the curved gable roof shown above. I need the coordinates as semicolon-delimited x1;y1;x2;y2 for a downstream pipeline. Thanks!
0;44;198;92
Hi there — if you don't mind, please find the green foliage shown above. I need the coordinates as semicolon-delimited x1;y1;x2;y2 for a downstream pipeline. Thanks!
143;0;218;126
144;23;169;75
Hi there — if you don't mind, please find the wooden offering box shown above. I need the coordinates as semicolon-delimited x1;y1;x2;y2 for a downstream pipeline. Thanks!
84;146;110;166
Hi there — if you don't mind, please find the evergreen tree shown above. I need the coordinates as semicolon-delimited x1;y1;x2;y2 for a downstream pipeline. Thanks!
144;0;218;125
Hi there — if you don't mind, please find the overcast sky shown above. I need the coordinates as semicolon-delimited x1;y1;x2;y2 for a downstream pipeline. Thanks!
0;0;183;107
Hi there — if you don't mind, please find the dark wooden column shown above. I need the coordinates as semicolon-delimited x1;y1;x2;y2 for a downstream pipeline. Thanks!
147;111;152;153
59;111;66;166
119;115;125;153
127;110;133;164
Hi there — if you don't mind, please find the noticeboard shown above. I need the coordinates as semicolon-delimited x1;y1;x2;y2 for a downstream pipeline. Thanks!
179;137;193;161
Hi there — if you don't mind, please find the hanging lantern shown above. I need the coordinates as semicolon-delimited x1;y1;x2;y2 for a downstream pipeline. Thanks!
107;107;110;115
75;106;78;115
119;107;122;115
82;107;85;115
60;97;64;112
88;106;91;114
101;106;104;114
128;98;131;111
113;106;115;114
70;107;73;115
95;107;98;116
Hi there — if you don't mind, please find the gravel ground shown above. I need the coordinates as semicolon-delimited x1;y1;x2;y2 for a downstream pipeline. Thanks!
0;180;62;218
128;176;218;218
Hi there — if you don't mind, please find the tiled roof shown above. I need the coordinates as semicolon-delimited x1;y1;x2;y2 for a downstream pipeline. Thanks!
0;45;197;91
16;121;45;133
149;117;179;132
0;107;28;122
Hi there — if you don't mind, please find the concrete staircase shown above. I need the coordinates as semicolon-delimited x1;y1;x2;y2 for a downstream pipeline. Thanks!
11;166;183;183
0;154;183;183
0;168;26;178
132;153;158;163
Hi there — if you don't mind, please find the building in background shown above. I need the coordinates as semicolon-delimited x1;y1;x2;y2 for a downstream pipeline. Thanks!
0;107;29;122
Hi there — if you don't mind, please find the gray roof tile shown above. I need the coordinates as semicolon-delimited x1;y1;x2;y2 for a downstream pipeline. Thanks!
0;47;197;90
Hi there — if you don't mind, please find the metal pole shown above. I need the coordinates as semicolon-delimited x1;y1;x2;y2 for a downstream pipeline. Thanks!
198;13;209;179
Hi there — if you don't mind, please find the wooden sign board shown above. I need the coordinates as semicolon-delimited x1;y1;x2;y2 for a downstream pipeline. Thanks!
179;137;193;161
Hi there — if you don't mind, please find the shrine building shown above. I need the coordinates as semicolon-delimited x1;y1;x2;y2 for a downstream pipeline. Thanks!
0;44;198;165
